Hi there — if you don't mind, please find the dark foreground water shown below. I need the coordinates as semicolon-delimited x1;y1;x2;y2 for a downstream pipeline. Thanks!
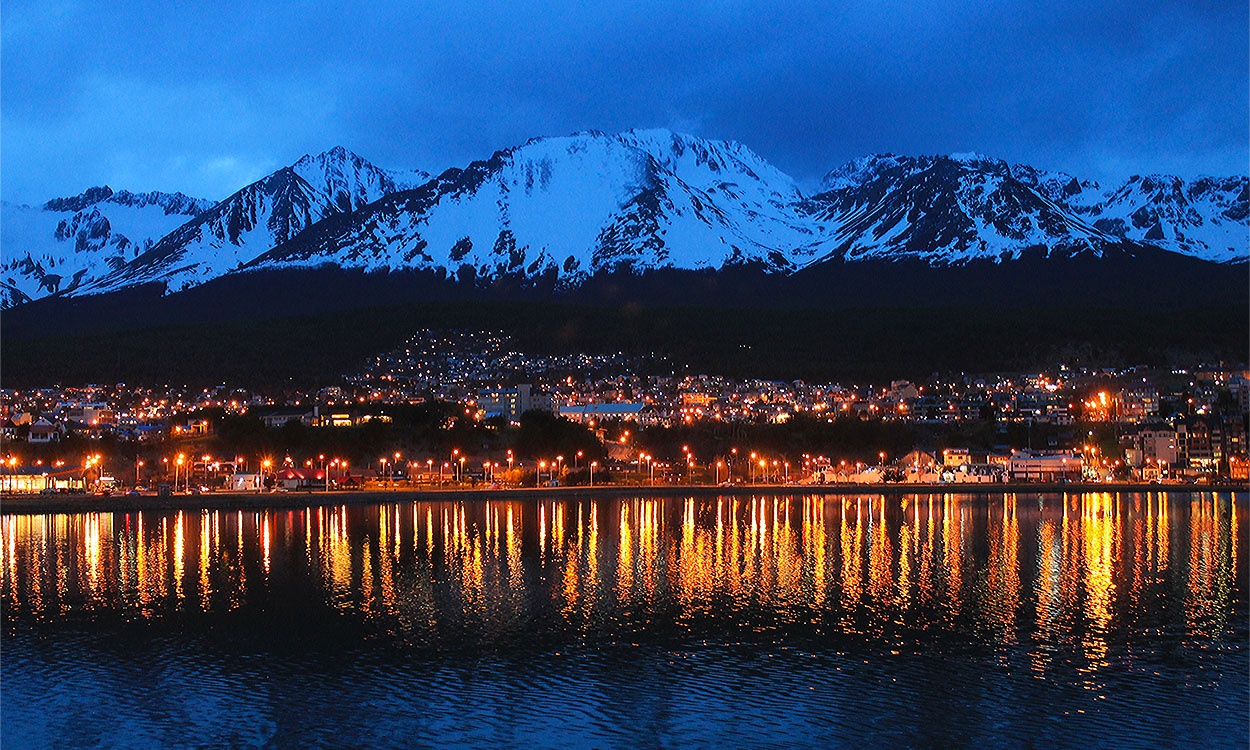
3;492;1246;748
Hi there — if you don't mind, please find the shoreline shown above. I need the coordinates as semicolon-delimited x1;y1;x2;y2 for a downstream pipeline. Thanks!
2;482;1245;515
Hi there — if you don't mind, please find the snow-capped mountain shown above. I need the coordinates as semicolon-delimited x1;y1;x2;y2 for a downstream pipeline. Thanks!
805;153;1247;266
3;133;1244;308
1066;174;1247;263
249;130;822;279
808;154;1122;265
1;187;214;306
83;147;428;294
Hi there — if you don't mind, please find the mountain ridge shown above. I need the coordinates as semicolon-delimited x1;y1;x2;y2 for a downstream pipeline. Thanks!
3;131;1244;309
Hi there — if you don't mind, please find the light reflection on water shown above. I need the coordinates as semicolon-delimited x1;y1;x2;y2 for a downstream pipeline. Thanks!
2;492;1246;748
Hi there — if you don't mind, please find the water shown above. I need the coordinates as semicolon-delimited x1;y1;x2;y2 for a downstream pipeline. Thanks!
3;492;1246;748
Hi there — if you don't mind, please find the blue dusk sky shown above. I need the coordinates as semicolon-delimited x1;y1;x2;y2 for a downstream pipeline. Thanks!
2;0;1246;204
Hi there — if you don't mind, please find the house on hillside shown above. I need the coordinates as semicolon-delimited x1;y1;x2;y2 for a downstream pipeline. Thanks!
29;418;61;444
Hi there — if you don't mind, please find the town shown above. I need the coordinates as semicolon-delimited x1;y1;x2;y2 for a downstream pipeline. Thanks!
2;329;1246;494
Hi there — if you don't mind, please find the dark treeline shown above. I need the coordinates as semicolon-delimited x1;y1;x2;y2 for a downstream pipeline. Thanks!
2;258;1246;389
2;299;1243;389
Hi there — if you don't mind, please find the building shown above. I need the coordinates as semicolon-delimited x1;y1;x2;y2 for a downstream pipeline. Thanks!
260;410;316;429
1176;416;1221;471
559;402;649;425
28;418;60;444
1231;375;1250;416
1119;388;1159;423
58;402;117;427
1122;424;1178;468
1007;452;1083;482
942;448;971;467
477;384;552;424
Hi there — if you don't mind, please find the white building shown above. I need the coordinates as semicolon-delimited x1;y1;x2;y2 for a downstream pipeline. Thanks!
1007;452;1083;482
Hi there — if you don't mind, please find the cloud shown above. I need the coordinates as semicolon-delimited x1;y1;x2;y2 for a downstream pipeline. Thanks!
2;0;1245;202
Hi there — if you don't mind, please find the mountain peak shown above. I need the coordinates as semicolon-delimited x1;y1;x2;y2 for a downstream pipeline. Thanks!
948;151;993;165
43;186;115;212
293;145;365;170
820;154;908;191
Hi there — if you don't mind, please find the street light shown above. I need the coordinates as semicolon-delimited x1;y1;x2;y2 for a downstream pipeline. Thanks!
640;454;653;485
716;460;724;485
590;460;597;487
575;451;583;471
539;461;547;487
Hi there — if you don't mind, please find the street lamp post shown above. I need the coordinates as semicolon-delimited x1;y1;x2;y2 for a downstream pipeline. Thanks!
716;460;723;485
590;461;597;487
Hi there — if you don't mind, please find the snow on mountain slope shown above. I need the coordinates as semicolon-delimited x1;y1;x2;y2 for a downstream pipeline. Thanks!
249;129;822;278
84;148;431;294
1;187;214;306
292;145;429;213
803;153;1132;266
806;153;1247;266
1073;175;1248;263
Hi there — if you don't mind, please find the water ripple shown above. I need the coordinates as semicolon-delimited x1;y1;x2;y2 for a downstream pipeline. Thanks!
2;492;1246;748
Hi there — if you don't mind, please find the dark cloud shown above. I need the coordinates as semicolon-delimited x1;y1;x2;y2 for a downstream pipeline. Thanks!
2;0;1245;202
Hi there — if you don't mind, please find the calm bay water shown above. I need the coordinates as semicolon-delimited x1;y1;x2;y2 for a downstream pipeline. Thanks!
3;492;1246;748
